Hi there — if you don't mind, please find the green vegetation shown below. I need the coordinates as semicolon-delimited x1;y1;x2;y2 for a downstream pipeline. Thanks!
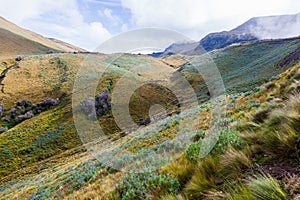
0;38;300;199
186;127;242;162
118;172;179;200
247;174;287;200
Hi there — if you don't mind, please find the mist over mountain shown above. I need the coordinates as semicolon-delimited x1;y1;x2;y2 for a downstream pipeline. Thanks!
163;13;300;55
232;13;300;39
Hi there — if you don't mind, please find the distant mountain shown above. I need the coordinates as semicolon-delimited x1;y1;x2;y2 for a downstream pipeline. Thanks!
0;17;85;54
195;32;258;52
232;13;300;39
162;42;199;56
163;13;300;55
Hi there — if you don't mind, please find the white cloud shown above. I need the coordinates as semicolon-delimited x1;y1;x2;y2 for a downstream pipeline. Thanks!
98;8;121;26
0;0;111;51
121;0;300;40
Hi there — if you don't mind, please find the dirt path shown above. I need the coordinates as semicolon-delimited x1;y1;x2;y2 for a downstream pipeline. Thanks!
0;62;19;93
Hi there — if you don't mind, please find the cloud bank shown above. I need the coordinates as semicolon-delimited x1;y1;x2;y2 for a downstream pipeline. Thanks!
121;0;300;40
0;0;300;51
0;0;111;51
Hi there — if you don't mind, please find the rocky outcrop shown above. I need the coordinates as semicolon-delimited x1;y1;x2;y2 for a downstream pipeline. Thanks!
15;56;22;61
138;116;151;126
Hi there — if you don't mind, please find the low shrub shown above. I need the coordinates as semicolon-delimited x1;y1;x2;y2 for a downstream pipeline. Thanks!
186;128;242;162
118;172;179;200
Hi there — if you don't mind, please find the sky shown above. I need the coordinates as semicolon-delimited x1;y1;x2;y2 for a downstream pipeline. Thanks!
0;0;299;51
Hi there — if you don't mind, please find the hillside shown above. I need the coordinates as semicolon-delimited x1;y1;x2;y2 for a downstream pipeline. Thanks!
0;33;299;199
177;36;300;102
0;17;85;53
0;28;56;55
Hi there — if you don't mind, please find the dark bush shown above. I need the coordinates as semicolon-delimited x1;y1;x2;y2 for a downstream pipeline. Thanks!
0;103;4;117
78;89;111;118
16;111;34;123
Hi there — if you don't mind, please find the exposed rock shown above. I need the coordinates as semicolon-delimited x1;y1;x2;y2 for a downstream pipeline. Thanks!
46;50;54;54
15;56;22;61
138;116;151;126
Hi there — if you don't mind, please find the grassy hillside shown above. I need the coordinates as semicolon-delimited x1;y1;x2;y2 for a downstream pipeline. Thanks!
179;37;300;101
0;53;182;177
0;38;299;199
0;59;299;200
0;28;56;55
0;17;85;53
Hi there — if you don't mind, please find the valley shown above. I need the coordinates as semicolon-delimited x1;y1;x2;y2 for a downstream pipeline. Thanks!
0;13;299;200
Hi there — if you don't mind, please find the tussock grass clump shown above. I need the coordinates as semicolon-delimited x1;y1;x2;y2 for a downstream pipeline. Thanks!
259;93;300;160
252;108;270;124
242;92;300;161
293;68;300;80
183;157;219;199
225;182;253;200
162;156;196;189
219;148;252;180
160;194;186;200
247;174;287;200
225;174;287;200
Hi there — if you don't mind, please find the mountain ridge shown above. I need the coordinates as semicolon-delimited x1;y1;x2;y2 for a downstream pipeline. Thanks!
163;12;300;55
0;16;85;54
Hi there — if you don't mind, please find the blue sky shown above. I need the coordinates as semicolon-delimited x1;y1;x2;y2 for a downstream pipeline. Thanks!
0;0;300;51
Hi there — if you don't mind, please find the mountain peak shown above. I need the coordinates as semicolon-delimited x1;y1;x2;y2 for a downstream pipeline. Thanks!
163;13;300;55
232;13;300;39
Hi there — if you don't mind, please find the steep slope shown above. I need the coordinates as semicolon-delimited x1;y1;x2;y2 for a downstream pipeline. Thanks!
162;42;199;56
0;28;55;55
0;56;299;200
179;36;300;101
48;38;86;52
0;17;85;53
195;31;257;52
0;36;300;199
